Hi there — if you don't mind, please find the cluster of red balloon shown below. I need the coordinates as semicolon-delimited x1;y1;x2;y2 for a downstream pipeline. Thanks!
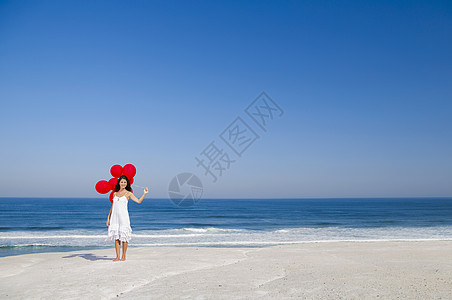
95;164;137;203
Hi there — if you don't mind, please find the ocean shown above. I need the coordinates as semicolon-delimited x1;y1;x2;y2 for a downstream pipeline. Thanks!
1;197;452;257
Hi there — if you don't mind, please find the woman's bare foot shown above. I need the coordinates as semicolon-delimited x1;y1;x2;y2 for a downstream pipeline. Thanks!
120;257;126;261
113;257;120;262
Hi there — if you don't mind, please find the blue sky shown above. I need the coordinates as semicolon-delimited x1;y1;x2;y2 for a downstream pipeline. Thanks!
0;0;451;198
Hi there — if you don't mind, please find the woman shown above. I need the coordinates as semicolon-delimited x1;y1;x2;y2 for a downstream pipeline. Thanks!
106;175;148;261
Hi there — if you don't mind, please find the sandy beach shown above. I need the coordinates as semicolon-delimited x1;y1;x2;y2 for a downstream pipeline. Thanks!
1;240;451;299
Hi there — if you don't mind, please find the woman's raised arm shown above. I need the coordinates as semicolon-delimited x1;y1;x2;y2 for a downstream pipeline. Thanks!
129;188;149;204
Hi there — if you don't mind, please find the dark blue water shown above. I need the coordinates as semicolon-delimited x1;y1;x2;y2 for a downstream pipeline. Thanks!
1;197;452;257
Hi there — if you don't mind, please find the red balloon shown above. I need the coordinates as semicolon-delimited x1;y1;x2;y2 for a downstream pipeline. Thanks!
122;164;136;179
110;165;123;178
95;180;111;194
108;178;118;190
109;191;115;203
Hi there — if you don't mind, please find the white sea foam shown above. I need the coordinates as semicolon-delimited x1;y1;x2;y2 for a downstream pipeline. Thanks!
2;226;452;248
132;238;452;247
176;227;244;233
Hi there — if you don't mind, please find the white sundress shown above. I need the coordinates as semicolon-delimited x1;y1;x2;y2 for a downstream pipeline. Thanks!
107;193;132;242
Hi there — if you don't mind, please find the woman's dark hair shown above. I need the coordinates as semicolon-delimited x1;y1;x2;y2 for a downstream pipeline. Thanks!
115;175;132;192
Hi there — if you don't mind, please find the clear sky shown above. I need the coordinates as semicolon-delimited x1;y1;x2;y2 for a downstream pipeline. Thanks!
0;0;451;198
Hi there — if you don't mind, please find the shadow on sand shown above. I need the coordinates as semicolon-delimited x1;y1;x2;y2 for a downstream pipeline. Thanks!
63;253;111;261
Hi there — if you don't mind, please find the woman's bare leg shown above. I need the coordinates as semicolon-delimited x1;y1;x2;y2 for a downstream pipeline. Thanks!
113;239;120;261
120;242;128;261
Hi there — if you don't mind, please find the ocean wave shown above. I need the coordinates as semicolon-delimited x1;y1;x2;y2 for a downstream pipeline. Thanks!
26;226;65;230
0;235;106;239
1;226;452;249
4;238;452;250
176;227;244;233
0;233;209;239
0;244;50;248
132;238;452;247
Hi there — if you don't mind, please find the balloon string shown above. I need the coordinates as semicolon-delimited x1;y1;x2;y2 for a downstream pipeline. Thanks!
133;184;147;189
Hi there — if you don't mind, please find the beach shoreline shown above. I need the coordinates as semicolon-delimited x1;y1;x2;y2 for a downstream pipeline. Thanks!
1;240;451;299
